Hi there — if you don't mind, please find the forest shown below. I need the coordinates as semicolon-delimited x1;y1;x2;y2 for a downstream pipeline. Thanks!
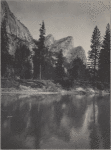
1;16;110;91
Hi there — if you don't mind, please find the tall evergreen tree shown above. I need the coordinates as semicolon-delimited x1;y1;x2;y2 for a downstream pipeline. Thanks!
33;40;40;79
38;21;46;80
1;16;13;77
69;57;86;81
98;23;110;84
55;49;65;80
14;44;31;79
88;26;101;83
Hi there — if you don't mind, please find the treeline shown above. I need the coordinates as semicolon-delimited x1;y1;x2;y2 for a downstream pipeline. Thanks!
1;16;110;89
88;24;110;89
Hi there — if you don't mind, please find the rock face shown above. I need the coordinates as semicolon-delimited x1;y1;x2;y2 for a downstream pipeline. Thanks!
69;46;87;65
50;36;74;59
45;35;87;72
1;0;36;56
1;0;87;78
45;34;55;47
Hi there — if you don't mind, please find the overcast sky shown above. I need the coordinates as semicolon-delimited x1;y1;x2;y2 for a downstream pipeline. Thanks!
7;0;110;57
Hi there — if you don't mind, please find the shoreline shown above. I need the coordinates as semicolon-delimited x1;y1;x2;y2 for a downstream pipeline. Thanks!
1;79;110;96
1;88;110;96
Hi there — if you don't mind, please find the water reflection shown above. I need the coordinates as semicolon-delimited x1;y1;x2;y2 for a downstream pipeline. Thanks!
1;94;110;149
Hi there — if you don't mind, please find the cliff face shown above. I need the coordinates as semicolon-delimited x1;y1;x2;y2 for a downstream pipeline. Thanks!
50;36;74;59
1;0;87;78
45;35;87;72
45;34;55;47
1;0;36;55
69;46;87;65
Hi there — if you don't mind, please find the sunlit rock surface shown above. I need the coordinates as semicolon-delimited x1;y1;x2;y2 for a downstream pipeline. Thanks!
1;0;36;56
1;0;87;77
45;34;55;47
45;35;87;72
70;46;87;65
49;36;74;58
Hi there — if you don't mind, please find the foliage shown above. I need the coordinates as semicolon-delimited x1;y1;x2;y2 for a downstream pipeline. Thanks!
43;80;62;92
1;16;13;77
88;26;101;82
33;22;50;79
69;57;86;81
55;49;65;80
33;40;40;79
1;79;20;89
98;23;110;84
37;21;46;79
14;44;32;79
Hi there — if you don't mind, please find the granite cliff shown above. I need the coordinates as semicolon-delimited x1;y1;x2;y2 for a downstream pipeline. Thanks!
1;0;87;78
69;46;87;65
45;35;87;72
45;34;55;47
49;36;74;60
1;0;36;56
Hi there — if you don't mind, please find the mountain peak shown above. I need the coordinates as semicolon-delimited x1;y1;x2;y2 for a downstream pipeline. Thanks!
56;36;73;43
48;36;74;60
1;0;10;18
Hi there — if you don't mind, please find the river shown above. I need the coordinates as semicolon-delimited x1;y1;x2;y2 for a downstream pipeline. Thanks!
1;93;110;149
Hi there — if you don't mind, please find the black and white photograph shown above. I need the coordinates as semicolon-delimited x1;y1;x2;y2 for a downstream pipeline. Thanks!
1;0;110;149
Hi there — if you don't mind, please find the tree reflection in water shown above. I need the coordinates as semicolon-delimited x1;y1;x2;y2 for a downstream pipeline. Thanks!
89;98;100;149
89;95;110;149
1;94;110;149
97;96;110;149
30;103;41;149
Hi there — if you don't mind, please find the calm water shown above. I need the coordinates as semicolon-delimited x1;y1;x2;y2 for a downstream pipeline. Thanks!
1;93;110;149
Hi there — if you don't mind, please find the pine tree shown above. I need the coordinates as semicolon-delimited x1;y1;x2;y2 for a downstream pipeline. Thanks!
98;23;110;84
14;44;31;79
38;21;46;80
33;40;40;79
1;16;13;77
88;26;101;83
69;57;86;81
55;49;65;81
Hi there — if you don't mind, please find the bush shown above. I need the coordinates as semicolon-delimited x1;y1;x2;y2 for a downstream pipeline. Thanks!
1;79;20;89
43;80;62;92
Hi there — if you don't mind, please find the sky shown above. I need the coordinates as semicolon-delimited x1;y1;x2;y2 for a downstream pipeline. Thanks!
7;0;110;57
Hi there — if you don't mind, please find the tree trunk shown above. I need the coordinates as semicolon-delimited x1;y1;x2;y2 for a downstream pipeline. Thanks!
40;64;41;80
94;48;97;89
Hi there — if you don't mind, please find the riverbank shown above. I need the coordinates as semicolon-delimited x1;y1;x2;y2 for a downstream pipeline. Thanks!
1;78;110;96
1;87;109;96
